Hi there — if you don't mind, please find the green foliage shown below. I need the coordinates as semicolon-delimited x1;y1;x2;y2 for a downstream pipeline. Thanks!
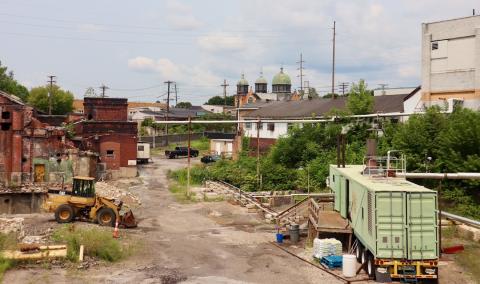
51;225;127;262
168;113;235;134
176;101;192;108
0;61;29;101
346;79;373;114
141;117;155;127
28;85;74;114
206;95;235;106
0;233;16;280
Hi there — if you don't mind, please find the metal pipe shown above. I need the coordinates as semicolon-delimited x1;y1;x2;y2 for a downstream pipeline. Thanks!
441;211;480;228
152;110;452;125
398;172;480;180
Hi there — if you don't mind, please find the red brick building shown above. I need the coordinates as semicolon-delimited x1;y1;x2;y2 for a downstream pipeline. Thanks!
79;98;137;178
0;91;68;186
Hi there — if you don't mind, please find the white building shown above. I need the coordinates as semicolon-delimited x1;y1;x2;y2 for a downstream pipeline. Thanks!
421;15;480;110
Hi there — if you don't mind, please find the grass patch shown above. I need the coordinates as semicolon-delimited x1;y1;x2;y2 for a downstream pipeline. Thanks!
169;182;197;203
442;226;480;280
0;233;16;280
51;225;133;263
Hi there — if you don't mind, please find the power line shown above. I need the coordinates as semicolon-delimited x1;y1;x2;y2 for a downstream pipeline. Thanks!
99;84;109;98
297;53;305;91
47;75;56;115
338;82;349;96
220;79;229;113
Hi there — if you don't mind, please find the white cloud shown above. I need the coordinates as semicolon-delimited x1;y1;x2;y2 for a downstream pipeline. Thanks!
197;33;247;53
165;0;203;30
127;56;221;88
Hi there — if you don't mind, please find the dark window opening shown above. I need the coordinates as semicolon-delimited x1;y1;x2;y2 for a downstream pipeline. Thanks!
267;123;275;131
138;145;144;151
1;123;11;131
4;199;9;204
87;114;93;120
1;111;10;119
22;157;27;163
106;150;114;157
332;175;335;182
431;42;438;50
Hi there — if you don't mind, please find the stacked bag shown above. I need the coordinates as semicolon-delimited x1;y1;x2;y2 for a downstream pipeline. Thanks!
313;238;342;259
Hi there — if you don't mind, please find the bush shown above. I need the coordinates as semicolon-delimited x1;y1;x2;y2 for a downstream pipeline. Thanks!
52;225;126;262
0;233;16;280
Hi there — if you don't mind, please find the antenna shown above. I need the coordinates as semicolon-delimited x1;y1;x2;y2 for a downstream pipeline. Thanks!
297;53;306;91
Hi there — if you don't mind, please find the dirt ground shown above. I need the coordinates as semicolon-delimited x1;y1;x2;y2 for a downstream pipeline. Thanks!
3;156;343;284
3;155;476;284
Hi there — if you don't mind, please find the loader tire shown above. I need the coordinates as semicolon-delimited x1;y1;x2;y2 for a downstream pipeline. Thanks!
97;207;116;227
55;204;74;223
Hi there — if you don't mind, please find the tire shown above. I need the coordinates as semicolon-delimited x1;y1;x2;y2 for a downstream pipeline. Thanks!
55;204;74;223
355;242;364;263
366;252;376;279
193;152;198;157
361;247;368;265
97;207;116;227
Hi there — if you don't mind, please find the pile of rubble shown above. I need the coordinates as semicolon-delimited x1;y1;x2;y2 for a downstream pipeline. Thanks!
0;217;25;240
0;184;47;194
95;182;141;207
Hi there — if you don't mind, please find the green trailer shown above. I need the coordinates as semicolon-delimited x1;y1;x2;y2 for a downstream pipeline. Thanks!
329;164;439;281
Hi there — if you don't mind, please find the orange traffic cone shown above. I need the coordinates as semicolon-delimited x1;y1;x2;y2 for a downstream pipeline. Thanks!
113;221;119;238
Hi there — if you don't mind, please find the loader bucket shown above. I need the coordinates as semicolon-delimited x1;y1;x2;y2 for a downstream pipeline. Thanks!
120;210;138;228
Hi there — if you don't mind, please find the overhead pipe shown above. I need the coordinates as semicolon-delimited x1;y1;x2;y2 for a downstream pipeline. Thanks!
397;172;480;180
441;211;480;228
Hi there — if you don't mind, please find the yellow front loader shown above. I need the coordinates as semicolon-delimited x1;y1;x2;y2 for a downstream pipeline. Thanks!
43;176;137;228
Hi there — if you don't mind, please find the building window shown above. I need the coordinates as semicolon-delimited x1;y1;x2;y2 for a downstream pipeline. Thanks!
267;123;275;131
245;122;252;129
1;112;10;119
106;150;114;157
431;42;438;50
258;123;263;130
138;145;144;151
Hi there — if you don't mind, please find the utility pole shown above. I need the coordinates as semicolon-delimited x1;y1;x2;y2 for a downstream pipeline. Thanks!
378;83;388;96
99;84;109;98
297;53;305;91
331;21;336;99
338;82;349;96
47;75;56;115
221;79;229;114
164;80;174;145
174;83;178;106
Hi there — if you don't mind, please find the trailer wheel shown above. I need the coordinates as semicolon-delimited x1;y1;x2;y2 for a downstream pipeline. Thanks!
55;204;74;223
355;242;364;263
361;248;368;264
97;207;116;227
366;252;376;278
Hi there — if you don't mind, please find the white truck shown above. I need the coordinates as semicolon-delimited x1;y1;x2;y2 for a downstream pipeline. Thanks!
137;143;151;164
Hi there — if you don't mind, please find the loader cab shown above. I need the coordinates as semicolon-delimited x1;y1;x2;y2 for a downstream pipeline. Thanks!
72;176;95;197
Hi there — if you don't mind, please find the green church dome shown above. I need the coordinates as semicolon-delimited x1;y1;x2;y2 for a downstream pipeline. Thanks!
272;67;291;85
237;74;249;86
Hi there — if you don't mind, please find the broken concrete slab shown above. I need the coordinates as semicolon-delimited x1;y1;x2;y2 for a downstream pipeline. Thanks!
0;217;25;240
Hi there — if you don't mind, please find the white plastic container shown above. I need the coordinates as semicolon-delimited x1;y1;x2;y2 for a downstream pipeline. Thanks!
342;254;356;278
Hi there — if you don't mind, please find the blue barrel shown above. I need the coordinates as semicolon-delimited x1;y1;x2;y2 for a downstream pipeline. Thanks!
276;233;284;243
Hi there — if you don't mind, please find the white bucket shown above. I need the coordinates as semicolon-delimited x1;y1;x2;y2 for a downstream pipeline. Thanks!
342;254;357;278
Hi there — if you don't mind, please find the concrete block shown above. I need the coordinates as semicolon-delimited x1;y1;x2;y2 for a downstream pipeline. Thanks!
458;224;480;242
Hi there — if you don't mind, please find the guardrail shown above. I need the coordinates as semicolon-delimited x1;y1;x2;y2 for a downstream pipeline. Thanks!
441;211;480;229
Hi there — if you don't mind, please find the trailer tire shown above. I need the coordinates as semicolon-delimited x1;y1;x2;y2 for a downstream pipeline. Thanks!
361;247;368;265
355;242;363;263
366;252;376;279
97;207;116;227
55;204;74;223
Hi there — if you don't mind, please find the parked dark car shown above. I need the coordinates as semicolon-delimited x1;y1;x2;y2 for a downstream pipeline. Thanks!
201;154;221;164
165;147;199;159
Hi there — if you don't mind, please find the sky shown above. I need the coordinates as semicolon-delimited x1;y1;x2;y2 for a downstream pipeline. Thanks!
0;0;478;105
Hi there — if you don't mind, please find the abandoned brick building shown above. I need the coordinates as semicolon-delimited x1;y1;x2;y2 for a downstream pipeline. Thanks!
0;91;70;187
77;97;138;179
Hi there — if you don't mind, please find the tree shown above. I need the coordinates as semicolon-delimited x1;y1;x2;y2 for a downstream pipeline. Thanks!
176;101;192;109
205;95;235;106
0;61;29;101
346;79;373;114
28;85;74;115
